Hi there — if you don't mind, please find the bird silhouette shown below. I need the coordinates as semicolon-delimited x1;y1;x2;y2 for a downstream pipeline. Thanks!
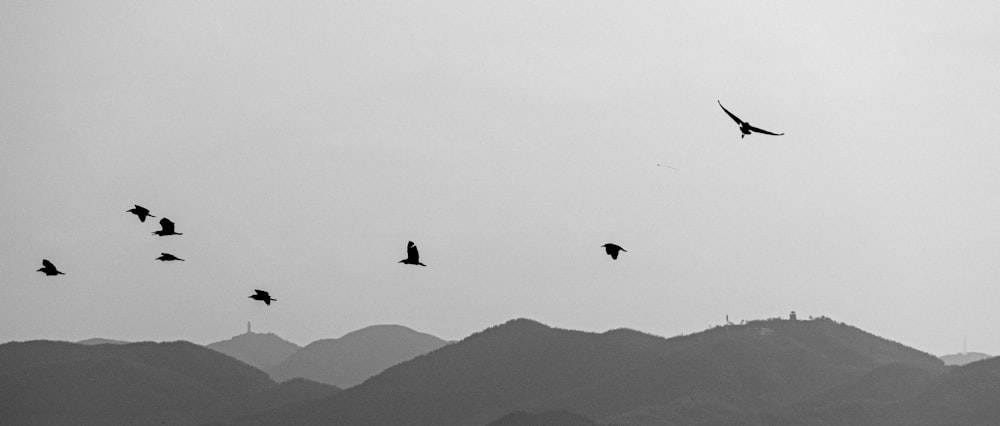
248;289;276;305
126;205;155;222
602;243;627;260
156;253;184;262
37;259;65;276
399;241;426;266
718;100;784;139
152;218;182;236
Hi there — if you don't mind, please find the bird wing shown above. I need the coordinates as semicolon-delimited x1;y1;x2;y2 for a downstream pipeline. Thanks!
718;101;744;125
254;289;269;297
264;299;271;305
407;241;419;261
747;124;784;136
42;259;54;268
159;218;175;233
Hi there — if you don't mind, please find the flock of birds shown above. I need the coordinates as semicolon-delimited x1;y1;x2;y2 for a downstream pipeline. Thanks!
34;101;784;306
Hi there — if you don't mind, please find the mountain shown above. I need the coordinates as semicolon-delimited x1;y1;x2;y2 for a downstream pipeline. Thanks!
77;338;129;345
266;324;448;388
206;331;301;371
940;352;992;366
0;340;338;426
234;317;944;426
873;356;1000;426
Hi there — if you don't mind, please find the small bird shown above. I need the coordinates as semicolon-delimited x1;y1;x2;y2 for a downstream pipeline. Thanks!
601;243;627;260
37;259;65;276
718;100;784;139
156;253;184;262
248;289;276;305
152;218;183;236
126;205;155;222
657;163;678;170
399;241;426;266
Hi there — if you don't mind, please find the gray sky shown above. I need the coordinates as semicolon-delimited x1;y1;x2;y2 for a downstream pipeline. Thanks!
2;1;999;356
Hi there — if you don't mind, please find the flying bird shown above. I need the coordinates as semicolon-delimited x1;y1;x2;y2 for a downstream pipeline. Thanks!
657;163;678;170
717;100;784;139
601;243;627;260
399;241;426;266
37;259;65;276
126;205;155;222
248;289;276;305
152;218;182;236
156;253;184;262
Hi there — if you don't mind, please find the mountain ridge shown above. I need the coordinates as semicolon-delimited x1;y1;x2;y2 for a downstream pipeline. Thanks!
266;324;448;388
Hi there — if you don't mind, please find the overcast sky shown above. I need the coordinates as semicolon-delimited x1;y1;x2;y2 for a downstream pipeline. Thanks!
2;1;999;355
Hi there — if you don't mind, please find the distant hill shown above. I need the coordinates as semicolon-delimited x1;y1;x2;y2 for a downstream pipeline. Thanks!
0;340;338;426
940;352;992;366
235;317;944;426
206;331;301;371
77;338;129;345
266;324;447;388
487;410;599;426
874;356;1000;426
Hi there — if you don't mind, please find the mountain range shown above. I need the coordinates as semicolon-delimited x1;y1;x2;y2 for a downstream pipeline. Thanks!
4;318;998;425
265;324;449;388
231;317;997;426
205;324;448;389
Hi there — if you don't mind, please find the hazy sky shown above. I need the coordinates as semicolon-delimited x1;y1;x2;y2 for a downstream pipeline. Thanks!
2;1;999;356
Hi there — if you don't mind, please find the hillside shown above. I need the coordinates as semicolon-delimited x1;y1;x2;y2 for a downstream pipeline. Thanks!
0;340;337;426
487;410;599;426
77;338;129;345
232;317;945;426
874;356;1000;426
206;331;301;371
940;352;992;366
266;324;447;388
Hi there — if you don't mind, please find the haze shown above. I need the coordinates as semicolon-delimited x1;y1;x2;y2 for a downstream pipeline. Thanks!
2;1;998;356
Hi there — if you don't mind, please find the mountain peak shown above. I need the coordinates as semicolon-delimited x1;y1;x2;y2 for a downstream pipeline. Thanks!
206;331;301;371
267;325;448;388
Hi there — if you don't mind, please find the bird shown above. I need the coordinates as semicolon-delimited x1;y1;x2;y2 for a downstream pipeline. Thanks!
717;100;784;139
657;163;678;170
126;205;155;222
37;259;65;276
399;241;426;266
156;253;184;261
601;243;627;260
248;289;276;305
152;218;182;236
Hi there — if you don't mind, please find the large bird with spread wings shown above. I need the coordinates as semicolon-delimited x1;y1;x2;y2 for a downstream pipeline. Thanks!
152;218;183;236
37;259;65;276
156;253;184;262
718;100;784;139
399;241;426;266
248;289;276;305
602;243;627;260
126;205;155;222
